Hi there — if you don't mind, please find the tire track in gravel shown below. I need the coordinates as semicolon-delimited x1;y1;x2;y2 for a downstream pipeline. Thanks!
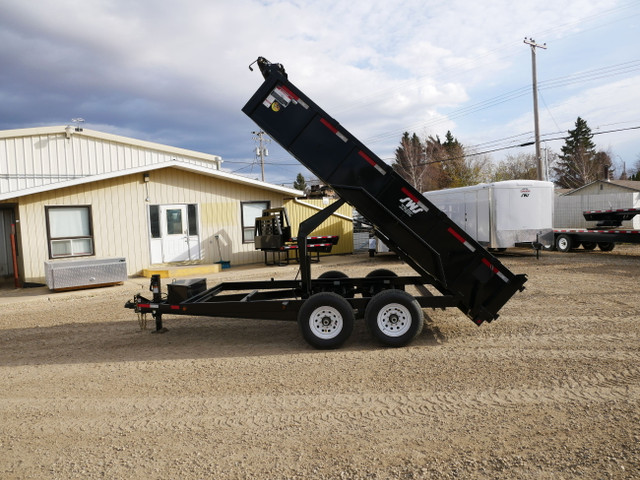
4;366;639;435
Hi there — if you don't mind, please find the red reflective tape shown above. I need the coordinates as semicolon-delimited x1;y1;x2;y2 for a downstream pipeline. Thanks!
447;227;465;244
447;227;475;252
278;84;299;101
320;117;338;134
138;303;150;308
401;187;419;203
359;150;376;167
170;305;180;310
319;118;348;142
358;150;386;174
482;258;498;273
482;258;509;282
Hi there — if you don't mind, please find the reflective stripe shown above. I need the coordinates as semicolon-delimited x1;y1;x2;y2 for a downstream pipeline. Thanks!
320;118;348;142
447;227;476;252
400;187;429;212
358;150;386;175
482;258;509;282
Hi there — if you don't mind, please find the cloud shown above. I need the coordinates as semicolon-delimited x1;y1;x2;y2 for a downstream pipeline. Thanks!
0;0;636;185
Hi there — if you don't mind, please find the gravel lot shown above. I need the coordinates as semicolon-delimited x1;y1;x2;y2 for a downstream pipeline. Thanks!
1;246;639;479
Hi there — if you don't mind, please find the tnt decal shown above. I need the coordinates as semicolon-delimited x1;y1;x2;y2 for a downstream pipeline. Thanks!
399;197;425;216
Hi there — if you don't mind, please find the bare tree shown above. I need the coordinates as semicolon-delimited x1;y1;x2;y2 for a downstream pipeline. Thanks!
489;153;538;182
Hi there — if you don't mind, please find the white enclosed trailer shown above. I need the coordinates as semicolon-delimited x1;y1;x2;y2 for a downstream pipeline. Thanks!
423;180;554;249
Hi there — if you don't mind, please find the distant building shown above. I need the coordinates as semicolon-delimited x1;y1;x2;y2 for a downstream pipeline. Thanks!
554;179;640;229
560;179;640;196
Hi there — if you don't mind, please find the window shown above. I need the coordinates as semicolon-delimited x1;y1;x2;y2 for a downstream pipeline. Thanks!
165;208;183;235
241;201;269;243
187;204;198;235
149;205;160;238
46;206;94;258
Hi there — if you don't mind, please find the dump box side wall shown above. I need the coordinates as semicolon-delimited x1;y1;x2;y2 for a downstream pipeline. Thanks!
242;67;526;322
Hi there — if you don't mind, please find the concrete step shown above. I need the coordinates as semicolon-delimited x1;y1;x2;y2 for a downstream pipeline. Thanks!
141;263;225;278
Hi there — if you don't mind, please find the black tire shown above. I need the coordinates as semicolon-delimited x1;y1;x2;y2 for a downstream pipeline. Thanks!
316;270;354;298
365;268;403;296
598;242;615;252
364;290;424;347
298;292;354;349
556;234;573;253
581;241;597;251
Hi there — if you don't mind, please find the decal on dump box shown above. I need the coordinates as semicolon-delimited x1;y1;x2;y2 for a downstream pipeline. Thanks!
398;187;428;216
263;85;309;110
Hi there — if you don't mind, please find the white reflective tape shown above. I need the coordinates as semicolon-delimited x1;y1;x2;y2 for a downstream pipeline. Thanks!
335;131;348;142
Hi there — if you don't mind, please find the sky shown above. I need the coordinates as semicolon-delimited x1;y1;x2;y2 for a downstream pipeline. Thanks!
1;0;639;187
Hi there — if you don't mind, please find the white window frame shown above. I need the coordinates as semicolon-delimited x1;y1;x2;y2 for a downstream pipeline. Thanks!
241;201;269;243
45;205;95;259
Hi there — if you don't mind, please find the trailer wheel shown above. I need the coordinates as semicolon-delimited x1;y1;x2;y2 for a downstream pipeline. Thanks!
298;292;354;349
598;242;615;252
365;268;403;295
581;241;597;251
556;234;573;253
365;290;424;347
316;270;355;298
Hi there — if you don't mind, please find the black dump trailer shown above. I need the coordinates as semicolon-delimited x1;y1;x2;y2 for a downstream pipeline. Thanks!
125;57;527;349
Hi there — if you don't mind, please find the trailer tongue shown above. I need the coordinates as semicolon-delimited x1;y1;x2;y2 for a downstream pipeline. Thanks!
125;57;527;349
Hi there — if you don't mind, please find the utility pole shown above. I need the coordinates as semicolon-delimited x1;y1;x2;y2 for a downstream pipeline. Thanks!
252;130;270;181
524;37;547;181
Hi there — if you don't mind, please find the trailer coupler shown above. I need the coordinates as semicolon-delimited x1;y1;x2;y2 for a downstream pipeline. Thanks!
124;293;167;333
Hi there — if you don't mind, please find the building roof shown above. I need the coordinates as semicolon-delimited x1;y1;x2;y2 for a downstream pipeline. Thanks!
561;179;640;196
0;126;301;200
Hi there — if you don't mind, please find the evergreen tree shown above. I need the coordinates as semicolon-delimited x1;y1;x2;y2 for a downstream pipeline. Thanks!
293;172;307;193
553;117;609;188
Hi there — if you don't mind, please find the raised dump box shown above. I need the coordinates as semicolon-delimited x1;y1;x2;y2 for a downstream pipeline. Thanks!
241;57;526;324
125;57;527;349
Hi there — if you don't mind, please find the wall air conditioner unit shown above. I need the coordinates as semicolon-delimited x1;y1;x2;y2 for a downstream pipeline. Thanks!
44;258;127;291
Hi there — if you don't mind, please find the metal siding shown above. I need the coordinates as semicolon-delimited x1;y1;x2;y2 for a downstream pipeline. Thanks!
1;129;223;199
554;192;640;228
284;198;353;255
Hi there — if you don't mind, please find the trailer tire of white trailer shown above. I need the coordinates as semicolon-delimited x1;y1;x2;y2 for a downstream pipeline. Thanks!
581;242;597;250
556;234;574;253
365;290;424;347
298;292;355;349
598;242;615;252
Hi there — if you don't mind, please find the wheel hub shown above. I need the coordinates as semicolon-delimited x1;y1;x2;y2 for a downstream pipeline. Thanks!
309;306;343;339
377;303;411;337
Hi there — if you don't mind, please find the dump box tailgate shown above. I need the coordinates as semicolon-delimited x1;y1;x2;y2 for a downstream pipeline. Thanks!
242;59;526;324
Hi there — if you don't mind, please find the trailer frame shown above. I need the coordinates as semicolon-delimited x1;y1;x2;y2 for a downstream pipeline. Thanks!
551;207;640;252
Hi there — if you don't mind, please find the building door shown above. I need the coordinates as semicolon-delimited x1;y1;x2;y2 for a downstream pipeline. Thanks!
0;208;16;279
158;205;201;263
